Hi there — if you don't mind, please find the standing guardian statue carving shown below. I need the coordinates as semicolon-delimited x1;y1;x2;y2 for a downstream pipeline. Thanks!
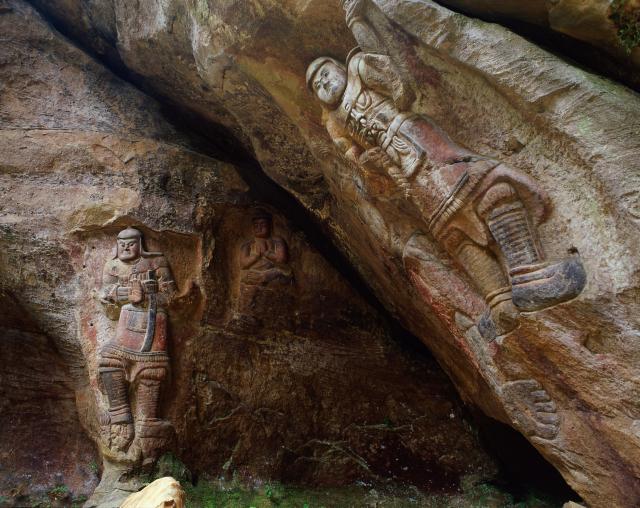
99;227;175;465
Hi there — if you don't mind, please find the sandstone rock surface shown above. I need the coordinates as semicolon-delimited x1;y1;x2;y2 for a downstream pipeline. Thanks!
21;0;640;506
433;0;640;90
0;328;99;500
0;0;499;505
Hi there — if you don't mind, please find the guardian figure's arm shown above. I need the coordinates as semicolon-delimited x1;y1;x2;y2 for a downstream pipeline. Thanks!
101;262;129;304
326;114;363;163
153;257;177;306
343;0;415;109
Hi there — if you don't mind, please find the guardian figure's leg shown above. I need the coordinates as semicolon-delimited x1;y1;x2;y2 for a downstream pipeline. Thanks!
478;182;586;312
98;351;134;452
133;363;171;466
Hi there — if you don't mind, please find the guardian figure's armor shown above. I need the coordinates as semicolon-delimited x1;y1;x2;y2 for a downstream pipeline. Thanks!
99;227;175;463
306;0;586;337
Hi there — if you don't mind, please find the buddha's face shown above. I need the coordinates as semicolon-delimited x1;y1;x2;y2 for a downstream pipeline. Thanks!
311;62;347;107
117;237;141;262
253;218;271;239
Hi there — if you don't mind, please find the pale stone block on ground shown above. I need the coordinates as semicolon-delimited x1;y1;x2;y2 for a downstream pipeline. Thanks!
120;477;185;508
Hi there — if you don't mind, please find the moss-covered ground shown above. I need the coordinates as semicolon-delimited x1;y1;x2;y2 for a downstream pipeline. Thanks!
180;478;560;508
0;481;562;508
148;452;565;508
0;452;569;508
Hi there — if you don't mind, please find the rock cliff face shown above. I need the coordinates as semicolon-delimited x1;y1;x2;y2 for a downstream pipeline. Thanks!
0;1;499;506
2;0;640;506
435;1;640;74
432;0;640;93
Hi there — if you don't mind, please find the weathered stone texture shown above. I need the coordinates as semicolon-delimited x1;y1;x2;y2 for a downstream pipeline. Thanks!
0;328;99;500
20;0;640;506
0;1;498;504
432;0;640;89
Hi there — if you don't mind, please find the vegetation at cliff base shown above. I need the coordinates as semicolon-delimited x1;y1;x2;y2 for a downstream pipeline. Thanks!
611;0;640;52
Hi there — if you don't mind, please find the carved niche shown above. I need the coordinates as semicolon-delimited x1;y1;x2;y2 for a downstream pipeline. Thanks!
306;0;586;339
235;209;294;323
98;227;175;466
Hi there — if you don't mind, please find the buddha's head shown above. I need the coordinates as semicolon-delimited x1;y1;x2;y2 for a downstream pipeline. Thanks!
252;209;273;239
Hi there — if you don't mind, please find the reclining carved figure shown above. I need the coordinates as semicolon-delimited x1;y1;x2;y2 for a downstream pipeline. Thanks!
306;0;586;338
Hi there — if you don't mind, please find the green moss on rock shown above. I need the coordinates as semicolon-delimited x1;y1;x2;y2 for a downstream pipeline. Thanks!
610;0;640;52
